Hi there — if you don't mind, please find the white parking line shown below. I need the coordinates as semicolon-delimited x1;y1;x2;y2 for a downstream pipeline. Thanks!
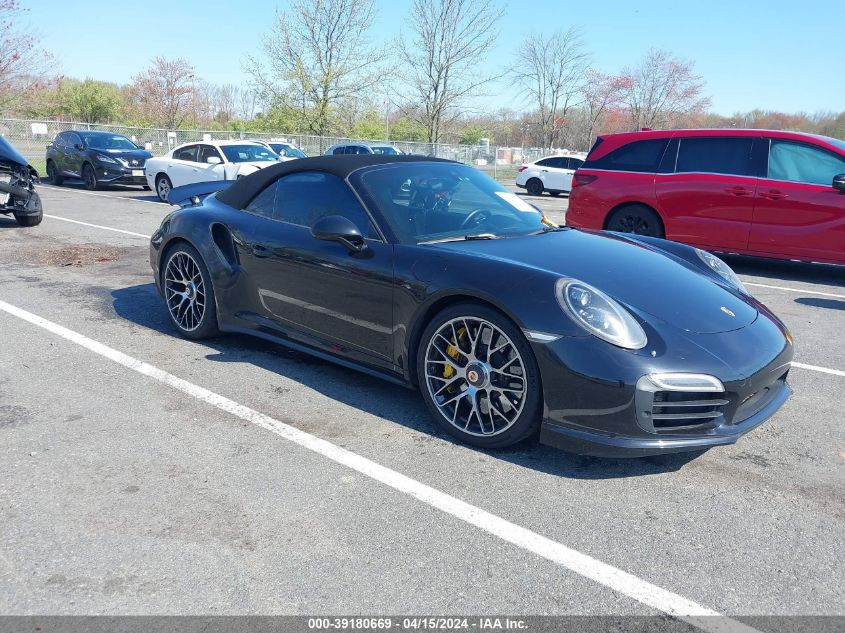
44;214;151;239
39;183;165;206
792;362;845;378
0;297;757;633
744;282;845;300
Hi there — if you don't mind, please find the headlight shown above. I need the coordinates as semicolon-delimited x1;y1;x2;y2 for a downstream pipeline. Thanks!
695;249;747;293
555;278;647;350
92;153;118;164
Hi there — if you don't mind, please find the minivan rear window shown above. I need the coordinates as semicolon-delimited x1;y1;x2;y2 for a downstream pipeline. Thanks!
584;139;669;173
676;137;755;177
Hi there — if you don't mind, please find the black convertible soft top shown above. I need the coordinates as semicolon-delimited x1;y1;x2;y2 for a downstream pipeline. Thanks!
216;154;453;209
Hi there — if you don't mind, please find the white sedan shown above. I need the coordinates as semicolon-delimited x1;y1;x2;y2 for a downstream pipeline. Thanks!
145;140;279;202
515;153;586;197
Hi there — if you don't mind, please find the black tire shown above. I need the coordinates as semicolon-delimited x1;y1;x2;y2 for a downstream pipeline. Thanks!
14;209;43;227
606;204;665;238
82;163;99;191
46;160;63;185
416;302;542;449
525;178;544;196
160;242;220;340
155;174;172;202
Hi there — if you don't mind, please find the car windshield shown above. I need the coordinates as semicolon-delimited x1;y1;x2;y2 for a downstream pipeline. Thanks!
355;162;546;244
271;143;306;158
82;134;138;151
817;135;845;153
370;146;401;155
220;144;278;163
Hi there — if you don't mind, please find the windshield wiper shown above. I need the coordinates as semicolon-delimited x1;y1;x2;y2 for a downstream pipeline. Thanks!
535;225;565;233
420;233;498;244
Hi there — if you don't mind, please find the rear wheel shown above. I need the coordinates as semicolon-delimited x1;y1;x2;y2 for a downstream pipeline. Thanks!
161;242;219;339
156;174;173;202
525;178;544;196
606;204;665;238
46;161;63;185
82;163;99;190
417;303;542;449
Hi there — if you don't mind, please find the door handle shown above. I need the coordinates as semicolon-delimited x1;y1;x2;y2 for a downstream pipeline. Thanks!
760;190;788;200
726;186;753;196
252;244;271;258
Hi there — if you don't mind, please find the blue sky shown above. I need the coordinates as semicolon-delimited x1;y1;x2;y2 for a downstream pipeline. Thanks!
23;0;844;115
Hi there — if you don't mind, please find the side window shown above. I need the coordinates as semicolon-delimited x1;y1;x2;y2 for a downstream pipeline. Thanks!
676;137;755;176
174;145;198;162
274;171;373;237
768;141;845;186
569;158;584;170
198;145;223;164
67;133;83;148
589;139;669;173
54;132;68;148
535;158;554;167
332;146;347;155
244;181;278;219
548;157;568;169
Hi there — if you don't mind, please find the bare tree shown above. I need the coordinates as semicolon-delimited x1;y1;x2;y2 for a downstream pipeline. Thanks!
129;57;195;129
0;0;56;111
247;0;386;138
580;69;628;147
400;0;502;144
621;49;709;130
513;27;589;150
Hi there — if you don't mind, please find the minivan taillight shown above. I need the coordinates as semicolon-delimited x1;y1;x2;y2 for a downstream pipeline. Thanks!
517;165;528;172
572;173;597;187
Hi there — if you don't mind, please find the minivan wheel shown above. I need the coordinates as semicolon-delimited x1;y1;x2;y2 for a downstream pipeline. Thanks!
525;178;544;196
606;205;665;238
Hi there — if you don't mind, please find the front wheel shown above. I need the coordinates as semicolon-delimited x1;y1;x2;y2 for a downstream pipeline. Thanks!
14;209;43;227
155;174;173;202
46;161;63;185
82;163;99;190
417;303;542;448
161;243;220;339
606;204;665;238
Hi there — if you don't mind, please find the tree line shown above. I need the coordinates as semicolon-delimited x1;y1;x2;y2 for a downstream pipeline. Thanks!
1;0;842;151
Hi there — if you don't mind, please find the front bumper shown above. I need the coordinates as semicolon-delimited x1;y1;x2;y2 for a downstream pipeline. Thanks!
534;312;794;457
94;164;148;186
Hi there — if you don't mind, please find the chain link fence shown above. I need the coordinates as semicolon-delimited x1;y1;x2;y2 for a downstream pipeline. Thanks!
0;118;560;182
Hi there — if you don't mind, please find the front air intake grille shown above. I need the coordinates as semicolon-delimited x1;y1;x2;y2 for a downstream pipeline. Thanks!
650;391;729;431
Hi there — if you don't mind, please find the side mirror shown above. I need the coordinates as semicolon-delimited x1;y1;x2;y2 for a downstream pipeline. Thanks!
206;156;222;165
74;143;84;151
311;214;367;253
833;174;845;193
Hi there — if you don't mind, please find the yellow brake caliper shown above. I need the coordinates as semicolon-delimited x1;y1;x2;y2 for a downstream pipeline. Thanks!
443;327;467;379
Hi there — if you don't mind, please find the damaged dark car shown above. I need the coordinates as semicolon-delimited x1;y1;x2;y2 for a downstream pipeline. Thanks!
0;135;42;227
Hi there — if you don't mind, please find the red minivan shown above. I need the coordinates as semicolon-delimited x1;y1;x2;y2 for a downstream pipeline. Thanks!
567;129;845;265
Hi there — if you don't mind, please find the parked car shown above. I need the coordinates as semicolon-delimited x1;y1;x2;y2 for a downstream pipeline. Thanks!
325;143;404;156
515;154;586;196
149;155;793;457
145;141;278;202
45;130;153;191
0;135;42;226
252;140;307;161
567;129;845;266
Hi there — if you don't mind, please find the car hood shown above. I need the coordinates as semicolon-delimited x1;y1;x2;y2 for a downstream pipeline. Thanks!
0;135;30;168
433;228;758;334
93;148;153;163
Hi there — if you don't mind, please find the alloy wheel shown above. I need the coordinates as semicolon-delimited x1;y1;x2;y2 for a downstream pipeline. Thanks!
164;251;206;332
423;316;527;437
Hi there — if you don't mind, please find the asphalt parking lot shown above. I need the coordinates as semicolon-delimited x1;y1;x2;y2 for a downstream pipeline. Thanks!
0;183;843;624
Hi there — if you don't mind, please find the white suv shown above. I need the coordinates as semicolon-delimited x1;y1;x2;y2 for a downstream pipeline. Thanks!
516;154;585;196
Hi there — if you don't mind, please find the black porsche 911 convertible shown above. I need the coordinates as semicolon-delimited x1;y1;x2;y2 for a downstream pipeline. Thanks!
149;155;793;457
